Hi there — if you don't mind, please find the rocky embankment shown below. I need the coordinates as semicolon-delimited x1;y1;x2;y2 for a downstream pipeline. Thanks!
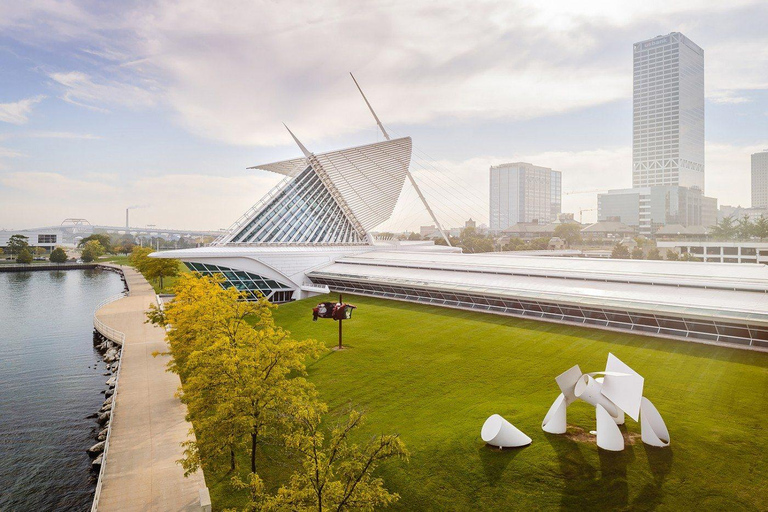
88;333;121;470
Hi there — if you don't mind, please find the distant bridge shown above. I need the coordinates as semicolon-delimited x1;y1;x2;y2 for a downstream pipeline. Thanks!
24;219;225;242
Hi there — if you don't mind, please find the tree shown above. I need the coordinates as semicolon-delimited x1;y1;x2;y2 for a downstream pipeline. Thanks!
145;258;181;290
16;248;33;264
754;215;768;241
50;247;68;263
680;252;699;262
148;273;324;475
7;234;29;257
646;247;662;260
528;237;550;250
129;246;153;273
251;409;408;512
709;215;737;240
78;233;113;253
611;242;630;259
631;247;644;259
81;240;105;262
0;248;4;259
735;215;754;240
665;249;679;261
407;232;422;241
553;223;582;247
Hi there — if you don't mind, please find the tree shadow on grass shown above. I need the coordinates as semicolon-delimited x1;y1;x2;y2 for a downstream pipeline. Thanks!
477;442;526;485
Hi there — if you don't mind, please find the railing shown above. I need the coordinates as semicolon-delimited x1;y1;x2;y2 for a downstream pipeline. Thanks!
91;293;128;511
93;294;127;345
212;175;294;245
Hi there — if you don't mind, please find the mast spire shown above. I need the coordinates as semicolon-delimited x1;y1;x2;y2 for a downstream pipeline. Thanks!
350;73;451;247
283;123;312;158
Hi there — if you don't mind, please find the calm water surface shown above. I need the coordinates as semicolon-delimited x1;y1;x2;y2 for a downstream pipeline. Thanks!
0;269;125;511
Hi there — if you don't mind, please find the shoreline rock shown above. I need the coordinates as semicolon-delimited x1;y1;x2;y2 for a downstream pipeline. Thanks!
87;441;105;456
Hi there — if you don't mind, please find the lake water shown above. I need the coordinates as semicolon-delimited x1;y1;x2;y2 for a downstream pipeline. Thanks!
0;269;125;511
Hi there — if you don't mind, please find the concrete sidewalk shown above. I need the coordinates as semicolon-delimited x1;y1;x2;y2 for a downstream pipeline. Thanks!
95;264;206;511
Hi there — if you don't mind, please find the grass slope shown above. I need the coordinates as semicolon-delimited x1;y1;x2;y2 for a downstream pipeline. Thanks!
214;294;768;510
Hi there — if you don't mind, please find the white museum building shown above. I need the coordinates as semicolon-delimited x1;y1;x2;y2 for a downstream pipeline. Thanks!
152;79;768;351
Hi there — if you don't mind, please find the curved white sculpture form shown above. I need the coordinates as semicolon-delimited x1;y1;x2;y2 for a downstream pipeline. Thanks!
482;414;532;448
541;353;669;451
542;394;567;434
596;404;624;451
640;397;670;447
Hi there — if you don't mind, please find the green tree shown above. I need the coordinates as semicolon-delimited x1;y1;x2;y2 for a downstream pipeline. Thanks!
529;237;550;250
16;248;33;264
407;232;422;241
81;240;105;262
252;409;408;512
709;215;737;240
0;247;4;259
611;242;630;259
129;246;153;273
553;223;582;247
631;247;644;259
646;247;662;260
735;215;753;240
7;234;29;257
145;258;181;290
665;249;679;261
78;233;113;253
754;215;768;241
49;247;68;263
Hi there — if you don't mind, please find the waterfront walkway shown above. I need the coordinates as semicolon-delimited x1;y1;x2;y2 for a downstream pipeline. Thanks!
94;264;206;511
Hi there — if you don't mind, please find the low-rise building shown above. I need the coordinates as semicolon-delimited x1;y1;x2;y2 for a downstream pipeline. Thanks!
657;241;768;264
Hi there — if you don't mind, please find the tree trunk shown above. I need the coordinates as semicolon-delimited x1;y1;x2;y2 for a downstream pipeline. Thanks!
251;432;257;473
230;447;236;472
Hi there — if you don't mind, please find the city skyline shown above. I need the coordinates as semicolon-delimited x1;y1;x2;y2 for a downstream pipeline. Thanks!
1;1;767;231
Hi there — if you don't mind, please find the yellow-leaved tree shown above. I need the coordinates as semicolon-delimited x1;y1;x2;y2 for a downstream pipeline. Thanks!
148;273;324;475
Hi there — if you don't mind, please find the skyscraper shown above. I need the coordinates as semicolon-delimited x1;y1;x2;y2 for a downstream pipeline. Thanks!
489;162;561;231
752;150;768;208
600;32;715;234
632;32;705;191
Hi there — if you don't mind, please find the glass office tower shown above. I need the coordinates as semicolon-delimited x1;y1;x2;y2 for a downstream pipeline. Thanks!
489;162;561;231
632;32;705;191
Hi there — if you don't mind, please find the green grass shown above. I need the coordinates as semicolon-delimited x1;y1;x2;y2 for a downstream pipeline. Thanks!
206;294;768;511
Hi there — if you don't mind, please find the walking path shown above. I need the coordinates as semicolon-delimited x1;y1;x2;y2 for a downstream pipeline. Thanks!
94;264;207;511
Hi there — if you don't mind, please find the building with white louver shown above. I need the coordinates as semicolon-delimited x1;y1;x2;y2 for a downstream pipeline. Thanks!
151;76;767;351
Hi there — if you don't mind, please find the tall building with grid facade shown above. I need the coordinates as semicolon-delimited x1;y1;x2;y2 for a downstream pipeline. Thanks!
752;150;768;208
632;32;704;191
489;162;561;230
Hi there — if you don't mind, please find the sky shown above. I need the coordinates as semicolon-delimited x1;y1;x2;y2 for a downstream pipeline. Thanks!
0;0;766;231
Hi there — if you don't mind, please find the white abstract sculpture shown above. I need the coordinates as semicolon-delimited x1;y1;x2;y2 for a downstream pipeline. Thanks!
542;353;669;451
481;414;532;448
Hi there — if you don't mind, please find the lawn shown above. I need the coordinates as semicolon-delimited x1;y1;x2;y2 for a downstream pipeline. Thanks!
208;294;768;511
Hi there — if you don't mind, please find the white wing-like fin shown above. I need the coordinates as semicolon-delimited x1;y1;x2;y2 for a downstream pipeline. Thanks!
596;404;625;451
555;364;583;404
640;397;670;447
601;353;644;421
542;393;568;434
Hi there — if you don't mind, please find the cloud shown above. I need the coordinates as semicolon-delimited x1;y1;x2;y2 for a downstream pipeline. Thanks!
48;71;156;111
2;1;765;146
0;170;282;230
0;95;46;124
